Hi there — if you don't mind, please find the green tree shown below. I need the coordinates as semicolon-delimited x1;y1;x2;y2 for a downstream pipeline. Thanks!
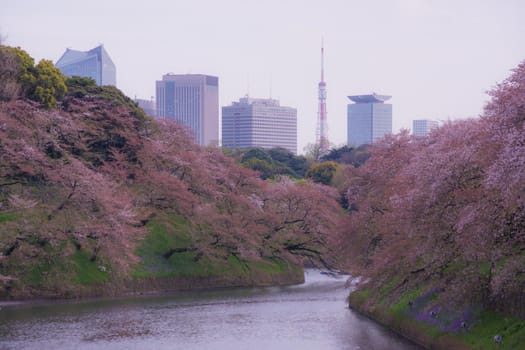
0;46;67;108
306;161;340;186
268;147;308;178
65;76;97;98
241;148;273;164
13;47;36;95
242;158;275;179
0;46;19;101
228;147;308;180
0;45;35;100
320;144;370;167
30;59;67;108
268;147;293;164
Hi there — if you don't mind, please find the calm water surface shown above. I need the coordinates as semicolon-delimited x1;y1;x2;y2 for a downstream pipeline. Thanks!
0;270;422;350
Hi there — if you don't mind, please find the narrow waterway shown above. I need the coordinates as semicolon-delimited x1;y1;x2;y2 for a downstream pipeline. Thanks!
0;270;422;350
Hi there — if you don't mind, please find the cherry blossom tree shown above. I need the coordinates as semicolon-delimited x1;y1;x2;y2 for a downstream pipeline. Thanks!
338;60;525;314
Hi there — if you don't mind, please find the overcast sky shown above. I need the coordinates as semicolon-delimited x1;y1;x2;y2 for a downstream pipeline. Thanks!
2;0;524;153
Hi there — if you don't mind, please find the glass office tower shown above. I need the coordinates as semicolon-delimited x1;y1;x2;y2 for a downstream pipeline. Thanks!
347;93;392;146
156;74;219;146
55;45;116;86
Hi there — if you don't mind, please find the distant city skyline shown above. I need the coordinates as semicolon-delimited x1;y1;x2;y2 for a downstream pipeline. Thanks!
2;0;524;153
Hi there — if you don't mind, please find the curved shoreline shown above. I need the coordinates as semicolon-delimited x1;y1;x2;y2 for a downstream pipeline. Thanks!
0;265;305;302
348;301;472;350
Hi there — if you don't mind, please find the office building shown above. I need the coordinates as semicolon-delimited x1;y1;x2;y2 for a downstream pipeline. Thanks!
156;74;219;146
413;119;439;137
347;93;392;146
222;97;297;154
55;44;116;86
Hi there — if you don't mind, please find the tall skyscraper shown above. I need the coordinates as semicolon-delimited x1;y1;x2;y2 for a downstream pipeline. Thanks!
347;93;392;146
156;74;219;146
222;97;297;154
317;43;329;152
413;119;439;137
55;45;116;86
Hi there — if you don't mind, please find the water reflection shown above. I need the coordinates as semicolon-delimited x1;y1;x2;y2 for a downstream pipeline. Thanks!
0;270;421;350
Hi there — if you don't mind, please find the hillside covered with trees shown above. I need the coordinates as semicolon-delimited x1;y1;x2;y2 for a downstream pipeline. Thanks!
0;46;345;299
342;60;525;348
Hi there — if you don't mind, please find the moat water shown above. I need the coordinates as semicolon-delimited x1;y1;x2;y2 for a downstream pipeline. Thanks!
0;270;422;349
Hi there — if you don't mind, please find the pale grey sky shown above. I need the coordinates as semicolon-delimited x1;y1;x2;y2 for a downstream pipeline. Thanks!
2;0;524;153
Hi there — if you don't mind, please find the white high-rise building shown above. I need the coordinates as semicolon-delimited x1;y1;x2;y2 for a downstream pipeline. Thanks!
222;97;297;154
156;74;219;146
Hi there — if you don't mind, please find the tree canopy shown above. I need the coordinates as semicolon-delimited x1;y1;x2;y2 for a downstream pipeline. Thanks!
305;161;340;186
232;147;308;180
320;144;370;167
0;45;67;108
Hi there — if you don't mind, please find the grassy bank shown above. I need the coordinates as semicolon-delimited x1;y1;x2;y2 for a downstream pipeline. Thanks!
130;215;304;292
349;285;525;349
0;213;304;300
